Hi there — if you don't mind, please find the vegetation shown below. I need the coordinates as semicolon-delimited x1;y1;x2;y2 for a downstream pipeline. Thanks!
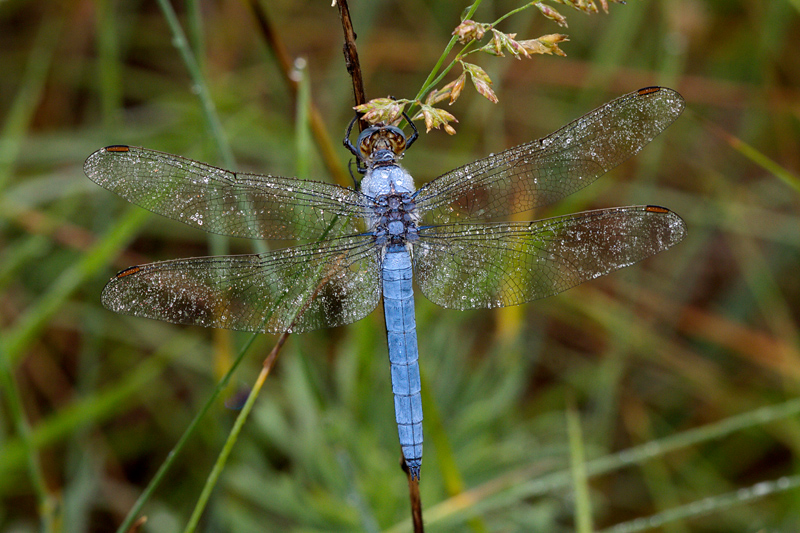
2;0;800;531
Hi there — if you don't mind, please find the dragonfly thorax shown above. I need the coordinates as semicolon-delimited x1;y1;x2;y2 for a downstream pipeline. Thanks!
359;160;416;196
373;191;419;246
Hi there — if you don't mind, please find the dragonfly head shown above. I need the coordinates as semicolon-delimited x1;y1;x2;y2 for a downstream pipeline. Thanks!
357;124;407;164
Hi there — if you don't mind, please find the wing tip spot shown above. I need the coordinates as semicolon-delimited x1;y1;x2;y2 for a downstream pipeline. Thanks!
104;145;131;153
645;205;670;214
637;86;662;96
115;265;142;278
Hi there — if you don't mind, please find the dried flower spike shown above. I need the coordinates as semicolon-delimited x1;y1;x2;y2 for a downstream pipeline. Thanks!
460;61;498;104
354;98;405;125
413;104;458;134
452;20;490;43
535;3;568;27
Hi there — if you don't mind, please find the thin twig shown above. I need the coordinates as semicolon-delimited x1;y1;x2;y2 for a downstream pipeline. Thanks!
336;1;426;530
336;0;367;130
409;475;425;532
126;516;147;533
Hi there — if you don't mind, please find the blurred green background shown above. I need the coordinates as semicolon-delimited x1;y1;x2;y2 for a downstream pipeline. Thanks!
2;0;800;531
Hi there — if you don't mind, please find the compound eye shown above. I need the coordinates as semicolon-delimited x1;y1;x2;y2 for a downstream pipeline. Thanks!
383;126;407;154
356;125;408;157
356;126;382;157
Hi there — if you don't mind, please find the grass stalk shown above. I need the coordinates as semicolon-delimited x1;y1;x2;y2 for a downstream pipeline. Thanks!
115;330;262;533
0;342;59;532
599;474;800;533
0;12;62;190
4;207;150;366
567;397;593;533
418;396;800;527
154;0;234;167
182;341;279;532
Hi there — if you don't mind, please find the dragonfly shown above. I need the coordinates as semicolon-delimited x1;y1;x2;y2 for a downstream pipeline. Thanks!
85;86;686;480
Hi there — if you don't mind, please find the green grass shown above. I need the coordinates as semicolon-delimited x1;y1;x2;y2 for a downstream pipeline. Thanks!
2;0;800;531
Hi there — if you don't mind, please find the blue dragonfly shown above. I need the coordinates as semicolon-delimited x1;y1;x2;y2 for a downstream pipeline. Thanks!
85;86;686;480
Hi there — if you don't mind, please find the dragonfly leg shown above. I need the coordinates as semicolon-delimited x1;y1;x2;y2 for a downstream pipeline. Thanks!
344;114;361;157
344;114;368;175
401;109;418;151
347;159;361;187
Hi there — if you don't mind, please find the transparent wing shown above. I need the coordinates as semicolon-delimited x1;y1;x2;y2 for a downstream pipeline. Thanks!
101;235;381;333
414;205;686;310
84;145;369;240
414;87;685;223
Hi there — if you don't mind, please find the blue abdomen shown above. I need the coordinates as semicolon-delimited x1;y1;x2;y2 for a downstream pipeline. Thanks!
382;244;422;479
